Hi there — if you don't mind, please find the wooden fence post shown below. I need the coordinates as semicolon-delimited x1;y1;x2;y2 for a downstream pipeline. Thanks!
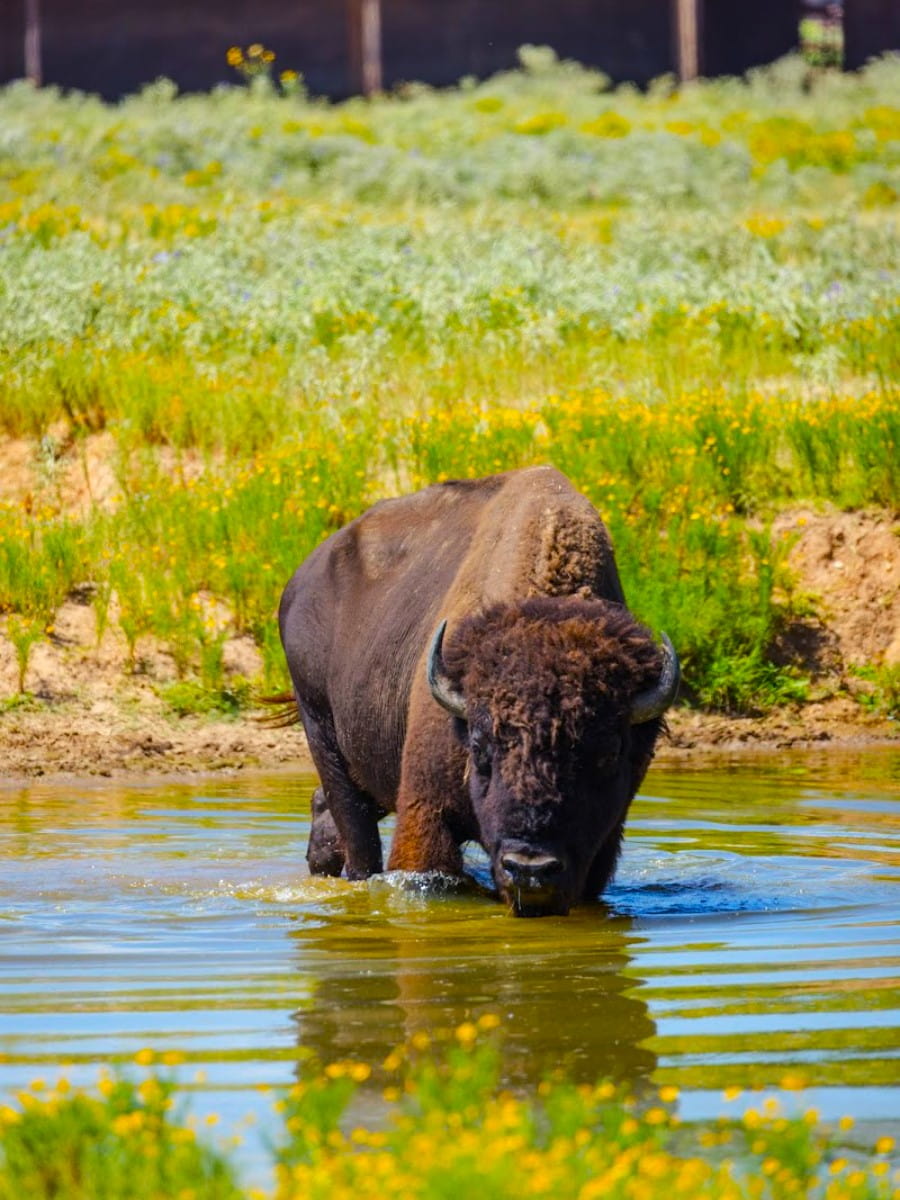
24;0;41;85
674;0;702;80
348;0;382;95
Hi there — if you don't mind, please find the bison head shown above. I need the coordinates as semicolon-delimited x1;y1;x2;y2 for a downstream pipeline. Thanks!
427;598;679;917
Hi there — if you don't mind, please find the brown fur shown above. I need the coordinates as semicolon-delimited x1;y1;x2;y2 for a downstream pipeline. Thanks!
443;598;663;749
278;466;675;913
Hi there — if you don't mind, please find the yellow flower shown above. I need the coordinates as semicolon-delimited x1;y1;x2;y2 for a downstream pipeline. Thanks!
226;47;243;67
581;112;631;138
112;1111;144;1136
744;213;786;239
514;111;567;136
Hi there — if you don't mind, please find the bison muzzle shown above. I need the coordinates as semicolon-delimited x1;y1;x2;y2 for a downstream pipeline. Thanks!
278;466;679;917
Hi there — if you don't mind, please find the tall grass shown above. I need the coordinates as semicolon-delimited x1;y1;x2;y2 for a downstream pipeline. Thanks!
0;52;897;713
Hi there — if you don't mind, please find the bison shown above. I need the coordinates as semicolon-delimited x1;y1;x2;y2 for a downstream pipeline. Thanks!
277;465;679;917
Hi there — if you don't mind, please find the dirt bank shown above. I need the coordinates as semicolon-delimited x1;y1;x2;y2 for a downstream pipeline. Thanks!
0;693;895;786
0;697;310;783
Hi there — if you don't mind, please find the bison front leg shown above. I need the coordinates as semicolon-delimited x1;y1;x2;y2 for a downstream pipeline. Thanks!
300;705;383;880
388;710;466;877
389;795;463;876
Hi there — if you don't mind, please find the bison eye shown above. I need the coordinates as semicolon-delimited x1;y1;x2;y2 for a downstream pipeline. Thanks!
469;732;493;776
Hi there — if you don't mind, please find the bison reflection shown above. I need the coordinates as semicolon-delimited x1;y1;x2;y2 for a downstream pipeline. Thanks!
278;467;679;916
289;901;657;1090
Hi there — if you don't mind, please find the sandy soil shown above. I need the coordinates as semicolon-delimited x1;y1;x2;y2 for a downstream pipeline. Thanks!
0;698;311;783
0;694;896;787
1;433;897;783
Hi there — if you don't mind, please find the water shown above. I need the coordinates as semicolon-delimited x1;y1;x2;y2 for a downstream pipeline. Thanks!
1;749;898;1183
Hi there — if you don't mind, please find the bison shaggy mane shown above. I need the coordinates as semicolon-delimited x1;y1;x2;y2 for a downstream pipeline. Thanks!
441;596;665;746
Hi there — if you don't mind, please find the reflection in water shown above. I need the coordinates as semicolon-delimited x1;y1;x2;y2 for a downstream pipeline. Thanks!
290;903;656;1088
0;748;899;1179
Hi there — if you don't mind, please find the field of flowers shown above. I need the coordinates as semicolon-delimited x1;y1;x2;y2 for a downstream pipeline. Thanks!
0;50;898;712
1;1028;897;1200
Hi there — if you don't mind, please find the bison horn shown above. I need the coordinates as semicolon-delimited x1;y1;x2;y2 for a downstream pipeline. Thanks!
427;620;468;719
630;633;680;724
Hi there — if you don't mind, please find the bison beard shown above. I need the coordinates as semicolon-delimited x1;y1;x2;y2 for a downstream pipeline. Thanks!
277;466;679;917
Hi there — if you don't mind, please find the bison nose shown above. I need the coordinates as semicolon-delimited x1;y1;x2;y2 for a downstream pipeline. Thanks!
499;848;564;889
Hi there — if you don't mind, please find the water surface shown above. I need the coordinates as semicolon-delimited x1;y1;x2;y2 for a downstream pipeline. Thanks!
1;749;898;1179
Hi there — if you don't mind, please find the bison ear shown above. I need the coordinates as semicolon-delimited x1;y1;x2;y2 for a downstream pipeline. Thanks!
630;633;680;724
427;620;468;719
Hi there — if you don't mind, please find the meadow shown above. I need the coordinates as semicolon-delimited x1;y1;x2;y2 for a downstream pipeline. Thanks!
0;49;898;713
2;1027;898;1200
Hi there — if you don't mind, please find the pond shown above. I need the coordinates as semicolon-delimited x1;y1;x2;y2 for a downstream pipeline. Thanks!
1;749;898;1184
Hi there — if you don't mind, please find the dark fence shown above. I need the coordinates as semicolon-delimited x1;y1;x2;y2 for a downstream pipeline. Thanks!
844;0;900;69
0;0;896;99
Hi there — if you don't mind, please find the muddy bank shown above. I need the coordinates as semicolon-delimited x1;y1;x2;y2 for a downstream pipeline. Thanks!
0;691;895;786
0;697;311;783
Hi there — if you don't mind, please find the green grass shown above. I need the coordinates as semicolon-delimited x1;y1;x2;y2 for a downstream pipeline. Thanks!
0;1072;240;1200
0;51;898;714
852;665;900;720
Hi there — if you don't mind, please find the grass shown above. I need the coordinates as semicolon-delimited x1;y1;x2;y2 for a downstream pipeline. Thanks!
852;665;900;720
0;1071;240;1200
0;50;898;714
1;1029;897;1200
